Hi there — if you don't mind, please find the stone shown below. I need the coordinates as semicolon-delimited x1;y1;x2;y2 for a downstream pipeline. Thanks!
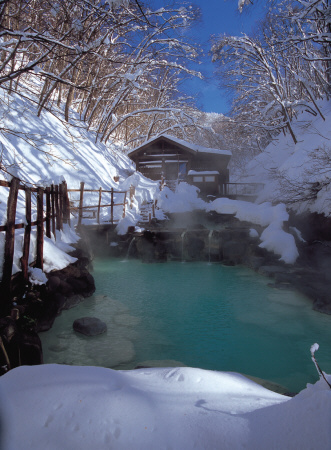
257;265;288;278
73;317;107;336
47;276;61;293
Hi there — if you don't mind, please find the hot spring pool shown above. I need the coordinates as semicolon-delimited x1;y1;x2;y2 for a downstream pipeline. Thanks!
40;258;331;393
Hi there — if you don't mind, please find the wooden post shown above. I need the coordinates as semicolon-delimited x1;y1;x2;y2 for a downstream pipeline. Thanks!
58;183;63;231
64;181;70;226
54;184;60;231
51;184;56;238
149;212;151;224
45;186;51;238
21;187;31;283
130;185;135;208
2;177;20;298
36;187;44;270
152;202;155;218
78;181;85;227
61;181;68;225
122;192;127;218
97;187;102;224
110;188;114;225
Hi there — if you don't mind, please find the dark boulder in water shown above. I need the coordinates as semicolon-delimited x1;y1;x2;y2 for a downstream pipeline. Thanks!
73;317;107;336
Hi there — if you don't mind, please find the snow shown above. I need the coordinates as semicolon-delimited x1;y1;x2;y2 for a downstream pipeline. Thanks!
128;133;232;157
0;91;159;279
188;170;219;175
28;267;48;286
240;101;331;217
156;182;206;213
311;343;320;355
206;199;299;264
0;14;330;450
0;363;330;450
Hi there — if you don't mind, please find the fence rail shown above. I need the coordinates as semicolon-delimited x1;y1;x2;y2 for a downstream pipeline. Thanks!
0;178;71;300
68;182;135;226
0;178;135;303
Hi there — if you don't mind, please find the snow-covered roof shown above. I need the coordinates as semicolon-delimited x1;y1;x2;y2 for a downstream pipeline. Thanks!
128;134;232;157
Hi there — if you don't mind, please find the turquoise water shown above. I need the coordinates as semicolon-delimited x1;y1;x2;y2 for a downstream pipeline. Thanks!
40;258;331;393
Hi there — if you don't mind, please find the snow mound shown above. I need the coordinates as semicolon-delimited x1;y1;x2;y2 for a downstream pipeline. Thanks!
0;364;330;450
156;182;206;213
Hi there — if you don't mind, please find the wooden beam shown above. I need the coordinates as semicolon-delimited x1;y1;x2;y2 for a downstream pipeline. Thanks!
36;187;44;270
2;177;20;298
45;186;51;238
21;187;31;282
78;181;85;227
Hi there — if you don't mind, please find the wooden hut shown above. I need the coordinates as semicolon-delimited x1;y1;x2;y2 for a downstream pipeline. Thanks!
128;135;232;196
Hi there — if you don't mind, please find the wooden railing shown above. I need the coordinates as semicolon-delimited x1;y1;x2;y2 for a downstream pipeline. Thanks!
68;182;135;226
0;178;70;298
0;178;136;300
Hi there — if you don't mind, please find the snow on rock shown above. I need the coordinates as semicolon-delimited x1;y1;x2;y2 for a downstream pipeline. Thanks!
0;364;330;450
156;182;206;213
43;236;77;272
206;199;299;264
259;221;299;264
28;267;48;285
249;228;259;238
115;213;139;235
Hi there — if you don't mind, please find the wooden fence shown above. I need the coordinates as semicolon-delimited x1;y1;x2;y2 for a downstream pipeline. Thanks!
0;178;135;299
0;178;71;297
68;182;135;226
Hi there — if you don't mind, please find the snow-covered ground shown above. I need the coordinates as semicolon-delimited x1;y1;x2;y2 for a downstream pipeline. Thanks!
0;362;330;450
0;91;161;278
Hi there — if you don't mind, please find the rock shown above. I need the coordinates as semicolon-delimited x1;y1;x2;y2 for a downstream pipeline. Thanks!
257;265;288;278
73;317;107;336
313;299;331;315
222;240;247;264
47;276;61;293
19;331;43;365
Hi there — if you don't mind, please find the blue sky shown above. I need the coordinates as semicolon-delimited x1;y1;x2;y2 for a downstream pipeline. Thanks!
152;0;266;114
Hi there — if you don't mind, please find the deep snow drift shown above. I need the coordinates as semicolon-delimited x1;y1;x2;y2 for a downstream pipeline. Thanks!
0;363;330;450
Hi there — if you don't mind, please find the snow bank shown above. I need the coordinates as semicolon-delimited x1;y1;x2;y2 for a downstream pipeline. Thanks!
241;101;331;216
0;90;160;276
206;198;299;264
0;364;330;450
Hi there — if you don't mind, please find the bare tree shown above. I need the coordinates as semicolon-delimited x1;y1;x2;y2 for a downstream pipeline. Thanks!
0;0;205;172
211;0;330;148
